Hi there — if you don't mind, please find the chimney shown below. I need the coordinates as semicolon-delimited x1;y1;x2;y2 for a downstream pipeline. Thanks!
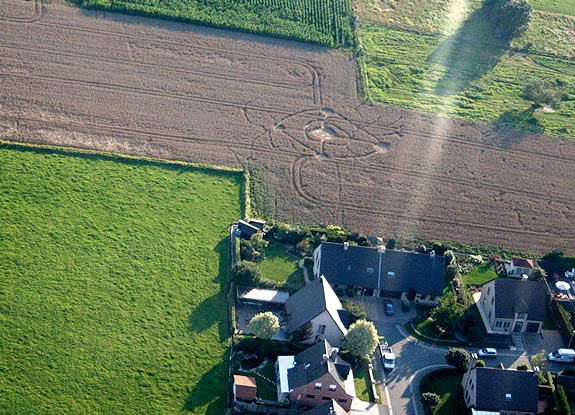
378;245;386;254
429;250;435;257
499;362;505;369
322;354;329;363
343;242;349;251
331;347;339;359
469;353;478;370
533;366;540;376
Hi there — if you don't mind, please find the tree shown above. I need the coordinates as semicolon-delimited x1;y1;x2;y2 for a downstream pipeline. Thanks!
524;79;564;110
530;267;547;281
430;292;465;332
248;312;279;339
530;349;548;372
343;319;379;358
232;260;261;286
445;347;470;372
342;299;367;325
291;321;313;343
486;0;532;40
444;250;456;266
421;392;441;410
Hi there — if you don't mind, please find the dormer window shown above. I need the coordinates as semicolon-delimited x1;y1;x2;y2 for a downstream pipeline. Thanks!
315;383;322;390
329;385;337;391
388;272;395;278
366;267;374;274
505;393;512;401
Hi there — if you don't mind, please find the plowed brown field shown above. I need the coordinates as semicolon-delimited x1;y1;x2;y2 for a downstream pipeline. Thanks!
1;0;574;253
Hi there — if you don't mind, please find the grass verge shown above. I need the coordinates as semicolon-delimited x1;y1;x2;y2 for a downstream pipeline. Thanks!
0;144;242;414
419;369;466;415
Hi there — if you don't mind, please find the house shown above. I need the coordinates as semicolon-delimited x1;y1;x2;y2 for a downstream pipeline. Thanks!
285;276;349;346
304;399;349;415
233;374;257;402
236;219;260;239
478;279;547;334
312;242;446;305
276;340;356;411
462;361;539;414
504;257;535;278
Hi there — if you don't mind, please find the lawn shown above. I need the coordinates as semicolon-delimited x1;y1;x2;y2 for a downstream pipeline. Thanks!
461;263;498;287
0;144;243;414
530;0;575;16
237;360;277;401
79;0;354;47
259;242;305;291
352;361;375;402
420;369;466;415
357;0;575;139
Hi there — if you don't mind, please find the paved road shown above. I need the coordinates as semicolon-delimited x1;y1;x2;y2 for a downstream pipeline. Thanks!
357;297;567;415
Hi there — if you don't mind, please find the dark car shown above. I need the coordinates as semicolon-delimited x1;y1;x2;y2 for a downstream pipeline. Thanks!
385;302;394;316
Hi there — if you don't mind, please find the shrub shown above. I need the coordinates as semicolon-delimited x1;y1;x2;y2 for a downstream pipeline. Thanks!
476;360;486;368
346;288;356;298
342;299;367;324
232;260;261;286
517;363;529;371
386;238;396;250
421;392;441;409
445;348;470;373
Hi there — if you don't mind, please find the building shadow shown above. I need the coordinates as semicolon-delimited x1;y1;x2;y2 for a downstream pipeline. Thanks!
428;6;506;97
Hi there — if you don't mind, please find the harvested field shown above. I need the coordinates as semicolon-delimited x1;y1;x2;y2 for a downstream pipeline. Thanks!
2;0;575;253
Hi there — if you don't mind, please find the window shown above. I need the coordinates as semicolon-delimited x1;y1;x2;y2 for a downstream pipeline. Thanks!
387;271;395;278
322;397;331;401
366;267;374;274
471;383;474;391
503;321;511;329
314;383;322;390
488;311;492;319
329;385;337;391
306;394;315;399
491;297;495;305
495;321;502;328
487;287;491;295
347;265;351;271
319;325;326;335
338;399;347;403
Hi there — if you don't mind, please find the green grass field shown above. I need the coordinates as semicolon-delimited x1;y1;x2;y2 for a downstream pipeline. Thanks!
461;263;498;287
0;145;242;414
531;0;575;16
259;242;304;291
420;369;466;415
357;0;575;139
80;0;353;47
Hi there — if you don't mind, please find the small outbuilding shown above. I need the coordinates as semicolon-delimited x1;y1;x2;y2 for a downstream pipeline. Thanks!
233;374;257;402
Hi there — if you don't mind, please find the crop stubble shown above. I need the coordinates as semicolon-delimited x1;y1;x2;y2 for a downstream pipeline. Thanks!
1;0;574;253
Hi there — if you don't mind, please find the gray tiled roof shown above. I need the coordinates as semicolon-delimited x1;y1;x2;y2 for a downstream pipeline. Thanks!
474;367;538;413
318;242;445;296
285;276;346;334
493;279;547;321
287;340;350;390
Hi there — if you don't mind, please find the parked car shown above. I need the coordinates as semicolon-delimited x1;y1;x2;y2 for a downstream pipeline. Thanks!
385;302;394;316
478;348;498;358
547;348;575;362
380;346;395;370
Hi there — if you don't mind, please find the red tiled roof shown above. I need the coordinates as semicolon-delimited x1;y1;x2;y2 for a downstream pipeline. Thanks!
512;258;534;269
234;375;257;387
234;375;257;401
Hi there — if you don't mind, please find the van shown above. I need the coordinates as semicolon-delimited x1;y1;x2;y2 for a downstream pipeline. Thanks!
547;348;575;363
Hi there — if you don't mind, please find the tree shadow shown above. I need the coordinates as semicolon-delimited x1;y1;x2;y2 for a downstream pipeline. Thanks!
188;237;231;343
428;6;506;97
493;108;545;147
182;355;229;413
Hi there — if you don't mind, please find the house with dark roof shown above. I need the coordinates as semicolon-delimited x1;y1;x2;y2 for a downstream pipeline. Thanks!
233;374;258;402
285;276;348;346
304;399;349;415
504;257;535;278
312;242;446;305
478;279;547;334
462;362;539;414
236;219;260;239
276;340;355;411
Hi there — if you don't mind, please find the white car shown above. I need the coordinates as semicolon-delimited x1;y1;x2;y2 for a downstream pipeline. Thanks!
380;345;396;370
478;348;498;358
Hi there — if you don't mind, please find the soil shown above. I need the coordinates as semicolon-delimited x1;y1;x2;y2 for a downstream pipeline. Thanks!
2;0;575;254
